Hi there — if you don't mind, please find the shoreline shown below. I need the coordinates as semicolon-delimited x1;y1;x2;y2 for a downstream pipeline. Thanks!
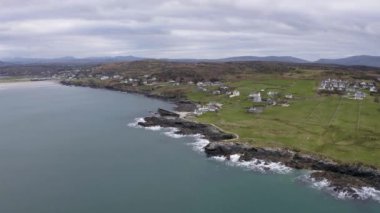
0;80;59;89
60;80;380;201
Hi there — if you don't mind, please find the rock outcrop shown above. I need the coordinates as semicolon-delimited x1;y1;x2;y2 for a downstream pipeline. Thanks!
139;116;235;141
204;141;380;193
157;108;180;118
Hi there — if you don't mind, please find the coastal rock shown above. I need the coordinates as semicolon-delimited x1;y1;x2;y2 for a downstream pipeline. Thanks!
311;171;369;190
204;142;294;162
157;108;180;118
204;141;380;191
138;116;235;141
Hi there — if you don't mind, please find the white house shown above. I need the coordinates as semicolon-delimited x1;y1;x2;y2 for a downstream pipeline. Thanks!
249;92;262;103
113;75;122;79
229;90;240;98
370;86;378;93
285;94;293;99
194;102;223;116
354;91;366;100
100;76;110;81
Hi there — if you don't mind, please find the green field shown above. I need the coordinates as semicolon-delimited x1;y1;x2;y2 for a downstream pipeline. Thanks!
186;78;380;167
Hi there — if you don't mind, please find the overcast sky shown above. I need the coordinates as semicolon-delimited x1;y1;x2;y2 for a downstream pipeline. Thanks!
0;0;379;60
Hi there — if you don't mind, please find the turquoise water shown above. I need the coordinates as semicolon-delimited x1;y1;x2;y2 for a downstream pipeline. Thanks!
0;82;379;213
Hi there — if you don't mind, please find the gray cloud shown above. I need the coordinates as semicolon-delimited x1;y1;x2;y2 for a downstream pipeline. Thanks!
0;0;379;60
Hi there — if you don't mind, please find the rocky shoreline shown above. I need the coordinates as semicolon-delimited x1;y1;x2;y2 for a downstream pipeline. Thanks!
61;80;380;200
139;109;380;200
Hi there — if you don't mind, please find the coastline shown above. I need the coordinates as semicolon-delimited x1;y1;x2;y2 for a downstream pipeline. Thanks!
0;80;59;90
60;80;380;201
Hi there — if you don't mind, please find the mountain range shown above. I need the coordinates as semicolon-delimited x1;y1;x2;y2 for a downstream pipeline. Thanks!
2;56;143;65
218;56;309;63
1;55;379;68
315;55;380;68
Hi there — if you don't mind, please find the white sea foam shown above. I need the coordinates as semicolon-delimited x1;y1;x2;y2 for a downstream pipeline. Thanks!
211;156;227;162
163;127;184;138
127;117;164;131
188;136;210;152
127;117;145;128
161;127;210;152
210;153;292;174
298;173;380;202
128;117;211;152
145;126;162;131
354;187;380;202
225;154;292;174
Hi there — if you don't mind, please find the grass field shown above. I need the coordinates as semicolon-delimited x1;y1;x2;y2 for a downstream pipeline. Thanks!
185;77;380;167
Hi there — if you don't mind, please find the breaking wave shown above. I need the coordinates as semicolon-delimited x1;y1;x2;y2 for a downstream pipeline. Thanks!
128;117;211;153
188;136;210;152
127;117;145;128
163;128;185;138
212;154;292;174
298;173;380;202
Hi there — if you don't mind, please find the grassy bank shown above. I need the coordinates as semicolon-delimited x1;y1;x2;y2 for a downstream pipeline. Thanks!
185;77;380;167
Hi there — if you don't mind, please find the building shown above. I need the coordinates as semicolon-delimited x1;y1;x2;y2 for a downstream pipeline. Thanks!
354;91;366;100
229;90;240;98
247;106;264;114
370;86;378;93
100;76;110;81
212;90;221;95
194;102;223;116
249;92;262;103
285;94;293;99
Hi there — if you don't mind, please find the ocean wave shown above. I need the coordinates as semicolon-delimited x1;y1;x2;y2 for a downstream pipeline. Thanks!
298;173;380;202
211;154;292;174
128;118;210;152
188;136;210;152
128;117;165;131
145;126;162;131
127;117;145;128
211;156;227;162
163;127;184;138
161;127;210;152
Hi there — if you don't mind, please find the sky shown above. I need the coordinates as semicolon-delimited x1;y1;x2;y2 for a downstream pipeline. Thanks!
0;0;379;60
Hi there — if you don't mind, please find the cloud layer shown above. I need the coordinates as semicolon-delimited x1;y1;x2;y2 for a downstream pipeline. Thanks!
0;0;379;60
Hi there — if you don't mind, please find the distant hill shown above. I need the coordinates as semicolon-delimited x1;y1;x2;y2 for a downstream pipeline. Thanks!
2;55;380;67
0;61;8;67
2;56;145;65
316;55;380;68
219;56;309;63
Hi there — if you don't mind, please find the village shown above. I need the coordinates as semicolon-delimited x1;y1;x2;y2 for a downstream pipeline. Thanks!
318;78;378;100
192;81;294;116
59;71;380;118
